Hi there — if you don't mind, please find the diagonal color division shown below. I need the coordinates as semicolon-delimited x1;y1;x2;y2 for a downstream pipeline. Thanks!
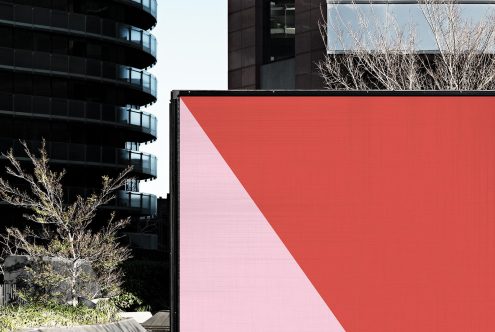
179;100;345;332
183;95;495;331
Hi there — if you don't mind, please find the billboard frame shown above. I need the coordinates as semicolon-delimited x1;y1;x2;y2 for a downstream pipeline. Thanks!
170;90;495;332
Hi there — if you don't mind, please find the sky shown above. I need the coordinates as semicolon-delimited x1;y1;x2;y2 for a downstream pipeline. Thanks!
140;1;228;198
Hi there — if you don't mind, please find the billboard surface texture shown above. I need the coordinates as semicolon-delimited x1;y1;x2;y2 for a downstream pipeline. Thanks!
175;94;495;332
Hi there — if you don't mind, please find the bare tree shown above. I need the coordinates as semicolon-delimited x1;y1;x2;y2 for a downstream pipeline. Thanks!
317;0;495;90
0;140;132;305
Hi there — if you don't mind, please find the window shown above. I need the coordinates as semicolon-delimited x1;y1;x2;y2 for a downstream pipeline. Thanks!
0;27;12;48
0;3;12;21
52;79;68;98
33;32;51;52
14;74;32;94
14;30;33;49
33;76;51;96
326;2;495;52
52;0;68;11
86;43;102;58
52;35;68;54
0;73;13;92
69;40;87;57
264;0;295;63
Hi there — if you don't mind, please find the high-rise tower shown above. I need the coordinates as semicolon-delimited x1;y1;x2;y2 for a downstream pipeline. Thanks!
228;0;326;89
0;0;158;222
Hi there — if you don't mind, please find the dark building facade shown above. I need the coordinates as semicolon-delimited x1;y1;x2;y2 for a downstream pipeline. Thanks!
228;0;326;89
126;195;169;252
229;1;495;90
0;0;158;222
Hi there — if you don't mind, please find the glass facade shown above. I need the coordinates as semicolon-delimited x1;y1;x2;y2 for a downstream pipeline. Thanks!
0;0;158;218
130;0;157;19
116;191;158;215
66;187;159;215
264;0;295;62
0;47;157;97
0;185;158;216
0;139;157;178
0;2;157;58
326;1;495;52
0;92;157;139
1;0;156;30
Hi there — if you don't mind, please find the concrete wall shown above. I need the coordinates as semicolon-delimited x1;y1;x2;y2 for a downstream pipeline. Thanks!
21;319;146;332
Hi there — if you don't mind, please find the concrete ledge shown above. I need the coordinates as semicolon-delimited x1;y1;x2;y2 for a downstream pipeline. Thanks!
118;311;153;324
20;318;146;332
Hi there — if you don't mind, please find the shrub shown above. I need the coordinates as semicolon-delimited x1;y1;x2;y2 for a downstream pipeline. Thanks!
111;291;144;311
0;301;119;332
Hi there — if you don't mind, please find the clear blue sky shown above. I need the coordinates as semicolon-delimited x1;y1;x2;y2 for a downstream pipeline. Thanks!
140;1;228;198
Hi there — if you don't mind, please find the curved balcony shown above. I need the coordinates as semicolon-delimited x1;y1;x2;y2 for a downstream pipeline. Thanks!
66;188;157;216
0;139;157;179
129;0;157;19
116;0;157;29
0;187;157;216
0;47;157;104
0;93;157;142
0;2;157;63
114;190;158;216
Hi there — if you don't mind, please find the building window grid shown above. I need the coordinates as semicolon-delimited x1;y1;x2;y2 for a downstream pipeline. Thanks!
0;92;157;137
0;47;157;97
0;3;157;57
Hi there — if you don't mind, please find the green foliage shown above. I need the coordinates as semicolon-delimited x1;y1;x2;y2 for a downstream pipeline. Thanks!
0;301;120;332
135;304;152;312
111;291;143;311
16;259;68;304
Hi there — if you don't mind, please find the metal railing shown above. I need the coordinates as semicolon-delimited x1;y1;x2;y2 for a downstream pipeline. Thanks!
116;191;158;215
0;283;16;306
129;0;157;18
66;188;158;216
0;186;158;216
0;47;157;98
0;139;158;178
0;93;157;140
0;3;157;58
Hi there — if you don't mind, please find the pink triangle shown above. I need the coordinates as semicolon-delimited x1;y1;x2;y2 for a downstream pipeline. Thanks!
179;101;345;332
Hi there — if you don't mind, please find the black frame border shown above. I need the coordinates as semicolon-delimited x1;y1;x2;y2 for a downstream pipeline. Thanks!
169;89;495;332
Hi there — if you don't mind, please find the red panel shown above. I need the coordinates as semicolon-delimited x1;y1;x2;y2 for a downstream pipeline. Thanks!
182;96;495;331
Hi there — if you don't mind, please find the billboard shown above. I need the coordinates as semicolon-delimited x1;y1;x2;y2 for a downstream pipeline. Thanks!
171;92;495;332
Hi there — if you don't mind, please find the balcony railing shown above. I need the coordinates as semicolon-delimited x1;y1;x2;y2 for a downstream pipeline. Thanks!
0;93;157;140
0;139;157;179
0;47;157;99
129;0;157;19
65;188;158;216
116;190;158;216
0;2;157;58
0;188;158;216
